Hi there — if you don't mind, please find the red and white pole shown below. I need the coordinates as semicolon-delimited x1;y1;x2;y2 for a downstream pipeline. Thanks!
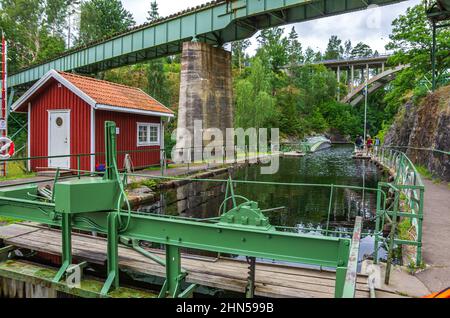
1;32;7;176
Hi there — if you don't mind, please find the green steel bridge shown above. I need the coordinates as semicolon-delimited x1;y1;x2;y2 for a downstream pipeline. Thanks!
7;0;407;89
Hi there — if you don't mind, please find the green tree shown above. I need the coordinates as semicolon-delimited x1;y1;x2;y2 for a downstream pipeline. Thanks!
287;27;303;65
77;0;135;45
303;47;316;64
351;42;373;58
0;0;71;71
146;59;170;106
45;0;79;36
147;0;159;22
384;4;450;116
231;39;251;71
276;85;303;136
256;27;289;73
387;4;449;86
324;35;343;60
235;58;276;130
344;40;352;59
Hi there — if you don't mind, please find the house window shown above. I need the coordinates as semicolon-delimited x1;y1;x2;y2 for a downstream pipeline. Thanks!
137;123;160;146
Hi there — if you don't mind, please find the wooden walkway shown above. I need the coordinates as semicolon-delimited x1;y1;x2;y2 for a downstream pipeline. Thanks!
0;223;402;298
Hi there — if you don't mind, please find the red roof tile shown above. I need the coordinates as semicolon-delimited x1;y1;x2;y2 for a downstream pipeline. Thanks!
58;71;174;115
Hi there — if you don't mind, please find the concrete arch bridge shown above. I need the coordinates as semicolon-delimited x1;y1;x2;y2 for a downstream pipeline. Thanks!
310;56;409;106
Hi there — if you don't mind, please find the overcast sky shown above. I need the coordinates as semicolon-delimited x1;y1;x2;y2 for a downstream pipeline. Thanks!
121;0;421;54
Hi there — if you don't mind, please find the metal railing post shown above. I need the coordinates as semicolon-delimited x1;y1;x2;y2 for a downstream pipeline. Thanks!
374;183;383;264
385;192;399;285
325;185;335;236
416;188;424;265
77;155;81;179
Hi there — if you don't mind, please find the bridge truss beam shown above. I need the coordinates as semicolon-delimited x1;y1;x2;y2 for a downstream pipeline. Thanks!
8;0;406;88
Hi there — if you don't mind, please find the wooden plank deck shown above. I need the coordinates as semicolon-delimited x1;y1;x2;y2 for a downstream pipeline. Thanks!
0;223;402;298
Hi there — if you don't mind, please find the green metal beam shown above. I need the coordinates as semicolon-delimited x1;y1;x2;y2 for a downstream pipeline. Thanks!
0;199;350;269
8;0;406;88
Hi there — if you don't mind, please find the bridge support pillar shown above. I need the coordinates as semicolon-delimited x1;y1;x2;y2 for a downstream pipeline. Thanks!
177;42;233;157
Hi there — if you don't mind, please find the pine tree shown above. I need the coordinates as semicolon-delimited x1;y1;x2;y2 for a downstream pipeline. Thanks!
147;0;159;22
304;47;316;64
287;27;303;65
344;40;352;59
77;0;135;45
351;42;373;58
324;35;343;60
231;39;251;71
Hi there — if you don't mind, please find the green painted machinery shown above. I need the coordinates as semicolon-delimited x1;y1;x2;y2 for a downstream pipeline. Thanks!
0;121;360;298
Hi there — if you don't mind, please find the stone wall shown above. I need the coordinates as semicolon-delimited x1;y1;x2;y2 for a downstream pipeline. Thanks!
384;86;450;181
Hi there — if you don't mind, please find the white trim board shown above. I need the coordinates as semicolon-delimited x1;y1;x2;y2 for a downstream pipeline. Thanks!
96;104;174;118
90;107;96;172
12;70;96;112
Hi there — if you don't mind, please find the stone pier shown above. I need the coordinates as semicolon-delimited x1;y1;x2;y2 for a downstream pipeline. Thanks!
177;42;233;156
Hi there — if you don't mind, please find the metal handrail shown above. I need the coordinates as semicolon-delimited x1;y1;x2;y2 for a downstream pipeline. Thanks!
373;148;425;273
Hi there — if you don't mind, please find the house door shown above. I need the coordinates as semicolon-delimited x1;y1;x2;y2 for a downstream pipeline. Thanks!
48;111;70;169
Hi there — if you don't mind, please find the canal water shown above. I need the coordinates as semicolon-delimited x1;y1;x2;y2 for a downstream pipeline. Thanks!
139;145;388;262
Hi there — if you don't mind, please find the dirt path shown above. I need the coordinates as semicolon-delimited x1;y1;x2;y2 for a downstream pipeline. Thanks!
416;179;450;293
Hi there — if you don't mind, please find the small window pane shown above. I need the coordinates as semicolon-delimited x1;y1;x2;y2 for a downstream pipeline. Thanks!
149;126;158;143
138;125;148;144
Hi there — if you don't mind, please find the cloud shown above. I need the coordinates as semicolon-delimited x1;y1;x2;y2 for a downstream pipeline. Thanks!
121;0;421;54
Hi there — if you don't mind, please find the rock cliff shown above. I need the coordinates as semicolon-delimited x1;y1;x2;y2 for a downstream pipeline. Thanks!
384;86;450;181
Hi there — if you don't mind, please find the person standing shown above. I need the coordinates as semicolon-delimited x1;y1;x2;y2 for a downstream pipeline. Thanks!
355;136;363;150
366;136;374;154
374;137;381;156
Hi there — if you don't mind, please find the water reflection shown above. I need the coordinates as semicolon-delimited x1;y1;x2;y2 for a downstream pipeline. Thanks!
139;145;388;261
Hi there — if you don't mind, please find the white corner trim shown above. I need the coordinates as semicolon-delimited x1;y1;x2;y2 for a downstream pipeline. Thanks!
96;104;175;118
11;69;97;112
90;107;96;172
160;118;165;161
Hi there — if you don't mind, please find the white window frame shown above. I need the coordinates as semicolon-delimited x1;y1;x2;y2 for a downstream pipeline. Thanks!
137;122;160;147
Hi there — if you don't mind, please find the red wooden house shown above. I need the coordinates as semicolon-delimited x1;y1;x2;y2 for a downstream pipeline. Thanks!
12;69;174;172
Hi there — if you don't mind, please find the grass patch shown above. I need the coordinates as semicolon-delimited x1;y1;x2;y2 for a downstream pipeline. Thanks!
398;218;412;241
0;162;36;181
127;178;159;191
0;216;21;225
406;258;426;274
416;165;433;180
